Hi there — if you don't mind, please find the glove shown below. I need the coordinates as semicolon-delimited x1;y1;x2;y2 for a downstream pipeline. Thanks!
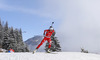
43;33;45;36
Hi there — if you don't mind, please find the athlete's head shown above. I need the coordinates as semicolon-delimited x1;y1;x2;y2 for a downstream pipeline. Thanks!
49;26;54;31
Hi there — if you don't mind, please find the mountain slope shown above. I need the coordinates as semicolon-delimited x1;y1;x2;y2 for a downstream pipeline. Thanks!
0;52;100;60
25;36;45;52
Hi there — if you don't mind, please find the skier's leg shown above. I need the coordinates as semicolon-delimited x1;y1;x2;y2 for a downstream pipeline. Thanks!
33;37;47;54
48;38;52;48
33;49;38;54
46;38;52;53
36;37;47;49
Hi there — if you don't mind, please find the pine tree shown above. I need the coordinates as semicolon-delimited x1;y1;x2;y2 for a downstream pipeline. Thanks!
0;20;29;52
2;21;10;50
13;29;29;52
4;22;8;31
45;31;61;52
19;28;22;35
9;27;17;51
0;20;3;46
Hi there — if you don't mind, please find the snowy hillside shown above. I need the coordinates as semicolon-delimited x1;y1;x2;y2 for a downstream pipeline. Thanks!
25;36;44;52
0;52;100;60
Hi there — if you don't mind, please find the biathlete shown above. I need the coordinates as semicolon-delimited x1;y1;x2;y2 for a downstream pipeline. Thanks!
33;26;55;53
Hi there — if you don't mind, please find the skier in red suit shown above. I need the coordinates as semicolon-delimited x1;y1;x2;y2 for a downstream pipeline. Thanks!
33;26;55;53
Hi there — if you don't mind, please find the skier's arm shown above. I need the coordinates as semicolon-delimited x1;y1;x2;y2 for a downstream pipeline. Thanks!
43;30;47;35
52;30;55;36
53;30;55;33
52;31;56;36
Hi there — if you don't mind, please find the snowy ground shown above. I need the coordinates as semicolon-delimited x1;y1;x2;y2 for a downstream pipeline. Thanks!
0;52;100;60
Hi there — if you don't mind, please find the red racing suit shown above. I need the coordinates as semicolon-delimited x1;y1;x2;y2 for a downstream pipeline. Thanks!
36;29;55;49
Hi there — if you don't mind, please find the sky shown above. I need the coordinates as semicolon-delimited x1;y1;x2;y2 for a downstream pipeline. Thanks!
57;0;100;53
0;0;61;41
1;0;100;53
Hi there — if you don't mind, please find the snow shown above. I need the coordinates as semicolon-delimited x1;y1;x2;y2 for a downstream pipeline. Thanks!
0;52;100;60
0;48;7;52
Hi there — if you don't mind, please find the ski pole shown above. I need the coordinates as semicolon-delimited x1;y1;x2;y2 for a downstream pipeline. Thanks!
51;22;54;27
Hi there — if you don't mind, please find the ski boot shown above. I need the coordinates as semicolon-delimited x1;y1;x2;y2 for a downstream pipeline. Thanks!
33;48;38;54
47;49;51;53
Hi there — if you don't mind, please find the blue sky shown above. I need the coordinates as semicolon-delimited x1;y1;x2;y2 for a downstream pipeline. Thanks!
0;0;61;41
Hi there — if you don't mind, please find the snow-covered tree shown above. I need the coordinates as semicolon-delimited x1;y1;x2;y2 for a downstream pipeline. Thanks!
45;31;61;52
0;20;29;52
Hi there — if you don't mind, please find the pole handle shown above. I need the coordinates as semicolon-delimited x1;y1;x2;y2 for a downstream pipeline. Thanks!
51;22;54;26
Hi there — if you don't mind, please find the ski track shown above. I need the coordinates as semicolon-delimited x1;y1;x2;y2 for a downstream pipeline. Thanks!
0;52;100;60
